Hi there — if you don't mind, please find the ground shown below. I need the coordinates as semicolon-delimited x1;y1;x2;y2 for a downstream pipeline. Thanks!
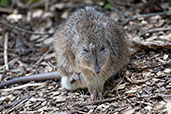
0;0;170;114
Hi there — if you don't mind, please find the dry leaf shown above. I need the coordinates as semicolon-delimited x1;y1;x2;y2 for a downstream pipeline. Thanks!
167;102;171;114
114;83;126;91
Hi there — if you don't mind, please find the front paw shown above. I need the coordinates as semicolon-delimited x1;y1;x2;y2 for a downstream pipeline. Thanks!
70;72;81;83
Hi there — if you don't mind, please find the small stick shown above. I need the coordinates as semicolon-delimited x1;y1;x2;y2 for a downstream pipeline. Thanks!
0;71;61;88
0;21;54;35
122;11;171;25
0;58;19;70
0;7;14;14
4;32;9;70
132;40;171;50
4;94;33;113
141;63;171;70
4;94;32;108
34;48;52;66
0;82;47;92
74;95;124;107
141;28;171;36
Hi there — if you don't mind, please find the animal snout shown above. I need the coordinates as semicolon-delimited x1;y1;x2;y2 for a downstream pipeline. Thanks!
94;66;100;74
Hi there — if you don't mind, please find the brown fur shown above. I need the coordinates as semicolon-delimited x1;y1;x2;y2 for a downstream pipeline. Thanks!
53;7;130;100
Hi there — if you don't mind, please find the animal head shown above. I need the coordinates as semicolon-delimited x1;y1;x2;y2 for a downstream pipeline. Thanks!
76;37;110;75
74;15;115;74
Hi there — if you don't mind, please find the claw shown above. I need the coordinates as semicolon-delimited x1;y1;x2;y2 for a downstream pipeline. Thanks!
70;72;81;83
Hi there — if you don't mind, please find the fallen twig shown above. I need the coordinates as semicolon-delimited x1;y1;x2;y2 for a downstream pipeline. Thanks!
125;75;147;84
125;75;134;84
141;63;171;70
34;48;52;66
141;28;171;36
129;62;171;73
4;94;33;113
4;32;9;70
122;11;171;25
0;7;14;14
0;21;54;35
132;40;171;50
74;95;124;107
0;82;46;92
0;58;19;70
4;95;32;108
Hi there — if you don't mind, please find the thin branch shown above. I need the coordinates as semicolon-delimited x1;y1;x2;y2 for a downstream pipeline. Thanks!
141;63;171;70
4;94;33;113
132;40;171;50
4;32;9;70
0;21;54;35
141;28;171;36
0;58;19;70
0;7;14;14
0;82;46;92
34;48;52;66
122;11;171;25
3;94;33;108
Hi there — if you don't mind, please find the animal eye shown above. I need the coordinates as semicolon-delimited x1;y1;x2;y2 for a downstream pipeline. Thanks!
100;46;105;52
83;48;89;53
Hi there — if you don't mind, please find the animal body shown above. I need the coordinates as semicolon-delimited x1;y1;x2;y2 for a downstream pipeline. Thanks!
53;7;130;100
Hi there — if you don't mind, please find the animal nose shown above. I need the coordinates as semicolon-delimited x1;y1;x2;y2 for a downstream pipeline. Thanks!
94;66;100;74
